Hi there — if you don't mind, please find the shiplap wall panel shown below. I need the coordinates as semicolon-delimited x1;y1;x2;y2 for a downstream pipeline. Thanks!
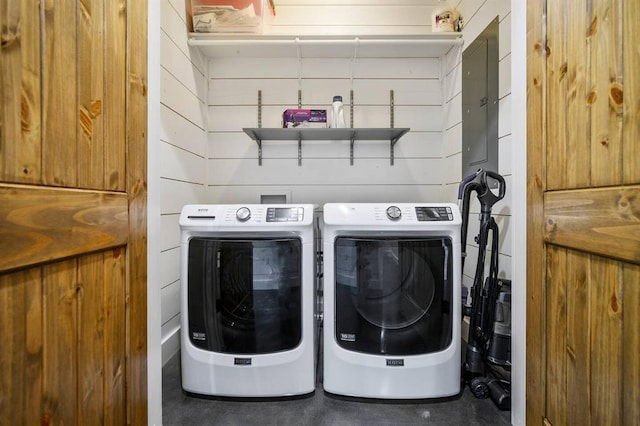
208;131;442;160
161;314;182;362
208;184;444;205
160;249;181;286
499;13;511;58
443;118;462;158
444;92;462;132
208;158;444;186
498;54;511;99
210;57;300;78
499;134;513;176
441;40;462;194
209;79;299;105
160;142;206;184
207;105;444;132
161;32;207;101
160;104;207;156
208;78;442;107
161;214;182;251
164;0;206;73
161;280;181;325
352;58;441;78
352;79;442;105
498;96;511;138
161;69;206;130
161;179;205;214
160;0;209;366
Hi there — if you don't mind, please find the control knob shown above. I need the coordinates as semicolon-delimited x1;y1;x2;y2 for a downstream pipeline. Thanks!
386;205;402;221
236;207;251;222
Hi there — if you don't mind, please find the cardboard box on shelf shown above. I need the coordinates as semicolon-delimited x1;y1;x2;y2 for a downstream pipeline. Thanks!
282;109;327;128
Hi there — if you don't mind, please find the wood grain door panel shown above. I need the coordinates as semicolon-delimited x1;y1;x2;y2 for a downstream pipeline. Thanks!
527;0;640;425
0;0;147;424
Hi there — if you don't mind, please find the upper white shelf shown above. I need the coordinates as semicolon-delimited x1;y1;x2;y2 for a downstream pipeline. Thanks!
187;34;463;59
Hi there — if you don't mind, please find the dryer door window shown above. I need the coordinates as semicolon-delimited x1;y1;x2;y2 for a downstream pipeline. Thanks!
334;237;453;355
188;238;302;354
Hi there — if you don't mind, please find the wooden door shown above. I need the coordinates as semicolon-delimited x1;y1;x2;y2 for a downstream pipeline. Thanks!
527;1;639;425
0;0;147;424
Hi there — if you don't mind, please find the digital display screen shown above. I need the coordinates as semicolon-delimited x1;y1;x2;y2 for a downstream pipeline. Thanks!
415;206;452;221
266;207;303;222
275;208;293;219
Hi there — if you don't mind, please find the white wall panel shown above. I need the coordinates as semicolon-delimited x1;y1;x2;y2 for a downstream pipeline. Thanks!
498;95;511;137
499;12;512;59
209;78;298;105
208;130;442;160
161;32;206;102
443;62;462;102
160;104;207;156
161;214;181;251
160;0;209;366
207;104;444;132
163;0;206;73
161;280;180;325
160;141;206;184
499;134;513;176
161;317;181;368
444;92;462;130
443;122;462;158
299;79;353;105
443;152;463;186
210;57;300;78
161;68;207;130
352;58;441;79
161;178;205;214
208;158;445;186
299;58;354;78
352;79;442;105
207;184;445;206
499;53;512;99
160;248;181;289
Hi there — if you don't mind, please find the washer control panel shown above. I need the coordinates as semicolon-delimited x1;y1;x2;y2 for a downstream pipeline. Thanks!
266;207;305;222
415;206;454;221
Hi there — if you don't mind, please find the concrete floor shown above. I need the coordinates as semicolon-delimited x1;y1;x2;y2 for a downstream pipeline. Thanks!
162;352;511;426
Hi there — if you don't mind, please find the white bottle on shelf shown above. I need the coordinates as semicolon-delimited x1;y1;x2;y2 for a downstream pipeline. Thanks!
331;95;345;128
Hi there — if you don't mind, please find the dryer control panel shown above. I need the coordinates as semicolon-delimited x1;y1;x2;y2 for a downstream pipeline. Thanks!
415;206;454;222
266;207;305;222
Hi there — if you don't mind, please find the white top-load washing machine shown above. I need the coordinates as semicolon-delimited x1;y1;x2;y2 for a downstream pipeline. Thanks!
323;203;462;399
180;204;317;397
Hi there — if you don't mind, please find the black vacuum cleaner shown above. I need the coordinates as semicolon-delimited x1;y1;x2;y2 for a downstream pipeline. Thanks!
458;169;511;410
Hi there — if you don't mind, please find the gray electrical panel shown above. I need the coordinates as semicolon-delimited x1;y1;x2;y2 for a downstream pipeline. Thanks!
462;17;499;179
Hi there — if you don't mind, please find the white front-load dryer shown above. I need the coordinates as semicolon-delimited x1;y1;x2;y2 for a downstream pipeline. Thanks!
180;204;317;397
323;203;462;399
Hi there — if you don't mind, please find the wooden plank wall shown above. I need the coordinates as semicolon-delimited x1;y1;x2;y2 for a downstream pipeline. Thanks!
527;0;640;425
0;0;147;424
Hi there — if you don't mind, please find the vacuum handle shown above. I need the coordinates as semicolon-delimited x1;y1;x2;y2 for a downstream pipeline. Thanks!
478;170;506;212
458;169;482;201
